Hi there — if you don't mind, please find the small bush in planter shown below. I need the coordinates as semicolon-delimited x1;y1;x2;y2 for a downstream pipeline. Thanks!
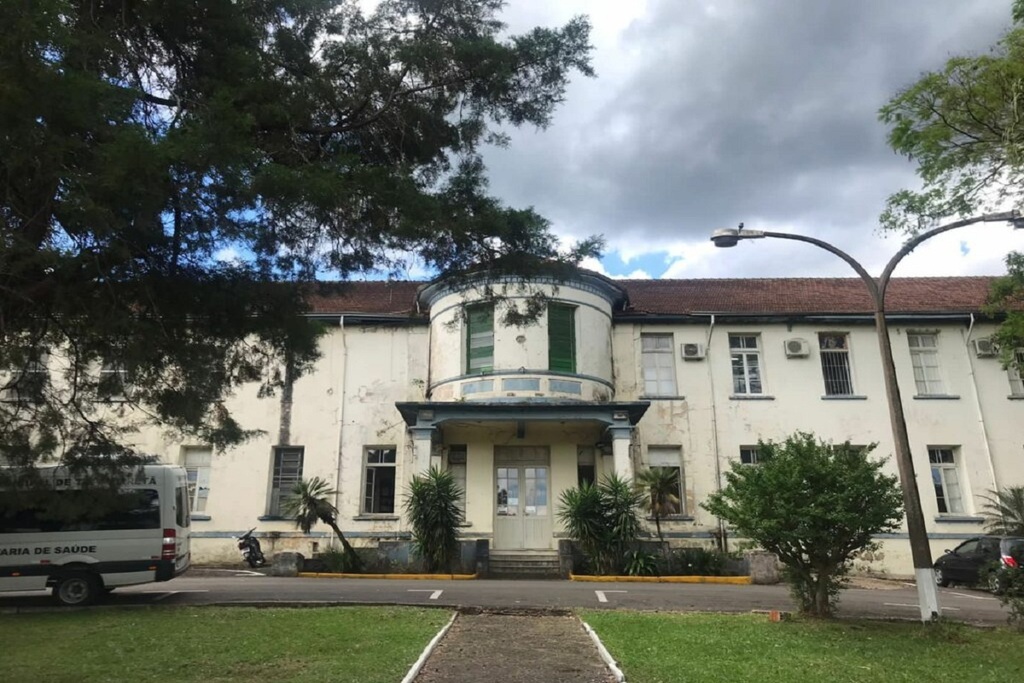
673;547;728;576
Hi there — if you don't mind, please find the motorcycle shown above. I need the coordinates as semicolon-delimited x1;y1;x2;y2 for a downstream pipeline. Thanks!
236;527;266;568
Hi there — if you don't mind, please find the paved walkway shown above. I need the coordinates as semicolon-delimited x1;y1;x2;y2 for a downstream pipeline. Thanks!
413;611;618;683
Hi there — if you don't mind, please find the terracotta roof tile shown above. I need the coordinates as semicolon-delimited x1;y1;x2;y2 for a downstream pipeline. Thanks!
617;277;999;316
303;277;1003;317
305;281;422;315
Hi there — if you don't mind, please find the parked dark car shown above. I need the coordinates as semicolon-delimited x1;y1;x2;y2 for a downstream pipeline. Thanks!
933;535;1024;591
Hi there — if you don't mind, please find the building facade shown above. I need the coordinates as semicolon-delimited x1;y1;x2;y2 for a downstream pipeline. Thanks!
124;271;1023;575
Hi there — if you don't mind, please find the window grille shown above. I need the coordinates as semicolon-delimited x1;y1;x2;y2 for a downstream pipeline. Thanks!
739;446;760;465
269;447;303;516
818;333;853;395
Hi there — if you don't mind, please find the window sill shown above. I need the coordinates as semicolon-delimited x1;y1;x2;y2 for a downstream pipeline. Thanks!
639;395;686;401
729;395;775;401
353;515;400;521
820;395;867;400
913;395;960;400
191;514;212;522
1008;395;1024;400
934;515;984;524
647;515;694;522
256;515;294;522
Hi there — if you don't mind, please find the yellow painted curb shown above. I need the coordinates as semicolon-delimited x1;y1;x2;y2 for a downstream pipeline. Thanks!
569;573;752;584
297;572;478;580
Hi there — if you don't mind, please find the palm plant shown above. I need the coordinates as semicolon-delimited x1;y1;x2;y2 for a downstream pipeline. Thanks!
404;467;465;573
557;474;644;575
635;467;681;544
282;476;362;571
983;486;1024;536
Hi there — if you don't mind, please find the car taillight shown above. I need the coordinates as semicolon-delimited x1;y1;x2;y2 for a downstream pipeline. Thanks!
1004;555;1018;569
162;529;176;560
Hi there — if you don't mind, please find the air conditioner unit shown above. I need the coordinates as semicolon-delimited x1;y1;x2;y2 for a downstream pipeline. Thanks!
972;337;998;358
784;338;811;358
681;343;706;360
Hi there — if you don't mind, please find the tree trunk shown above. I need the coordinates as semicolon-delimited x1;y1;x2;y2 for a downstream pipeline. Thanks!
327;519;363;571
814;572;832;617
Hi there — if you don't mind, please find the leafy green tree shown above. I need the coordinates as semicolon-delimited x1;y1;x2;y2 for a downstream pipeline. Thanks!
635;466;681;545
703;433;903;618
0;0;597;484
879;1;1024;371
557;474;644;575
982;485;1024;536
281;476;362;571
404;467;465;573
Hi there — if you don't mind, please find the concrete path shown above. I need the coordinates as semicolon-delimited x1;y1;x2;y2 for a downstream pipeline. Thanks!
413;611;618;683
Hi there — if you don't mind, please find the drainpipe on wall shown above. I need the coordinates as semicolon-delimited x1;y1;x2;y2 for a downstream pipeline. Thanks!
701;313;728;552
963;314;1000;499
334;315;348;551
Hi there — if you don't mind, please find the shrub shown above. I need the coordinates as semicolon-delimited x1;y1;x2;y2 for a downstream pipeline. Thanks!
624;550;659;576
403;467;464;573
673;547;728;576
703;432;903;617
558;474;644;575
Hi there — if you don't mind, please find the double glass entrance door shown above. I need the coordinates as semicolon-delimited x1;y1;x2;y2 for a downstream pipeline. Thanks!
494;447;551;550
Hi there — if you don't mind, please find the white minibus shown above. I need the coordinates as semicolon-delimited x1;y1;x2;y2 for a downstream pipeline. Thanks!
0;464;191;605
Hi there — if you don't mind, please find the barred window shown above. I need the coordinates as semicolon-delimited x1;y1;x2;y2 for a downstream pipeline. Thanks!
739;446;761;465
818;333;854;396
269;447;303;516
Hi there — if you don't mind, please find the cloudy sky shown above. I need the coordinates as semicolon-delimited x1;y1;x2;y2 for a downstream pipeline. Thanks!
475;0;1024;281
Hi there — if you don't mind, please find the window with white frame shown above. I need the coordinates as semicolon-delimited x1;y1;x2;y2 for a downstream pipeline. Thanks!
929;446;964;514
641;334;677;396
447;445;467;515
908;332;945;395
183;446;212;514
3;351;48;403
268;447;303;517
739;446;761;465
1008;349;1024;396
729;334;763;395
363;446;397;514
818;333;854;396
646;446;684;515
98;360;129;401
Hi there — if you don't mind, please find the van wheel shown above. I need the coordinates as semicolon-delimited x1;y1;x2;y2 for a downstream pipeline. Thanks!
53;571;100;606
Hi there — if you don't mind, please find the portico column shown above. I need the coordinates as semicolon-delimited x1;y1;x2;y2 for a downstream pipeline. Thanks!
409;426;435;475
608;425;633;480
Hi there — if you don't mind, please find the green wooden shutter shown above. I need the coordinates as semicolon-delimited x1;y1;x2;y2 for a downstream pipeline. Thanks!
466;304;494;373
548;304;576;373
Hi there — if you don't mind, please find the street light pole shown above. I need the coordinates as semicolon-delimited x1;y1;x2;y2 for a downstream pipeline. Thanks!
710;211;1022;623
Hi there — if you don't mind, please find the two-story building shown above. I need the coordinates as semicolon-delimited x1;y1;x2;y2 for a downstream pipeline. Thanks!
124;270;1024;575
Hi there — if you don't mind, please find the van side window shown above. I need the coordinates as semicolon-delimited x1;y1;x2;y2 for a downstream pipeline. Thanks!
176;485;190;527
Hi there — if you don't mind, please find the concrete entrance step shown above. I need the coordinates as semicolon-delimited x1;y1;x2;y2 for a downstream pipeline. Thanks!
488;550;561;579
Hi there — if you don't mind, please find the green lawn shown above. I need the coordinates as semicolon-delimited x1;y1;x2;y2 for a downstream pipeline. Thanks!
582;611;1017;683
1;606;451;683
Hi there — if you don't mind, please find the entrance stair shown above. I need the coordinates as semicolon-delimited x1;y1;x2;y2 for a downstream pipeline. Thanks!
487;550;561;579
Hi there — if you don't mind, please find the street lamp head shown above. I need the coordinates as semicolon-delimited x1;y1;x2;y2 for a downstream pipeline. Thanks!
710;228;740;248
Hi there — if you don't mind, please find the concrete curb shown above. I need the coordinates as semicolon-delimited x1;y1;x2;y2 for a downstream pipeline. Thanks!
400;610;458;683
297;572;478;580
581;618;626;683
569;574;752;584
